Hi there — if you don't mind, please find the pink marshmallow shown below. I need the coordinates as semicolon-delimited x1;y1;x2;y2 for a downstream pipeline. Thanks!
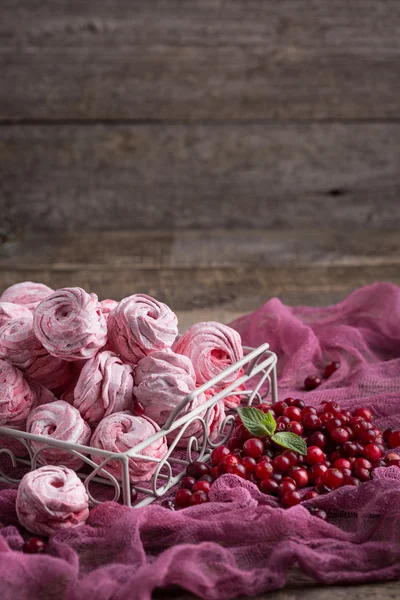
0;316;73;392
16;465;89;536
134;350;196;426
100;299;118;322
173;321;243;388
26;400;91;470
0;302;32;328
0;281;53;310
74;350;135;427
0;359;37;425
33;287;107;361
108;294;178;364
90;412;168;483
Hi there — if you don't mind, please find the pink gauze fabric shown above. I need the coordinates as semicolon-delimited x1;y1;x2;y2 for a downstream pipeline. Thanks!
2;282;400;599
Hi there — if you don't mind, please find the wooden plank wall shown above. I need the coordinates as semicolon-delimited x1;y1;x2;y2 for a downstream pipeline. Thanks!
1;0;400;236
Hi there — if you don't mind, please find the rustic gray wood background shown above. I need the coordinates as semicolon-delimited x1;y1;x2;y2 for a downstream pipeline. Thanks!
1;2;400;598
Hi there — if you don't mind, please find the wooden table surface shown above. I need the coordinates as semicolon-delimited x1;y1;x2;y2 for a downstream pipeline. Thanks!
1;227;400;599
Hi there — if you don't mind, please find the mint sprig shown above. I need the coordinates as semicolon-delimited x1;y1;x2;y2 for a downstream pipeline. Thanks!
236;407;307;455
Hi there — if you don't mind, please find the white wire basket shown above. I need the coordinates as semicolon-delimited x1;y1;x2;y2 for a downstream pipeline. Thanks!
0;343;278;508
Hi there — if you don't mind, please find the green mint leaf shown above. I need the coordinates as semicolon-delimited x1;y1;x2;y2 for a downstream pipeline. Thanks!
237;407;276;438
271;432;308;455
260;410;276;436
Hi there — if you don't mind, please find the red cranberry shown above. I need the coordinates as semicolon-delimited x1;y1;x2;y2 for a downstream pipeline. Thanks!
333;458;351;471
324;401;341;415
343;476;361;486
192;481;211;494
226;463;247;478
241;456;257;473
353;458;372;471
388;431;400;449
287;421;304;435
341;468;352;478
255;460;273;480
132;400;145;416
271;472;283;483
363;443;382;462
282;450;298;467
199;474;214;483
307;431;327;449
282;476;297;486
304;376;321;391
329;450;342;464
306;446;325;465
302;406;317;416
281;490;302;507
353;420;371;437
260;478;279;495
23;538;46;554
324;362;340;378
383;429;392;442
284;397;295;405
272;455;291;473
330;428;349;445
308;463;328;484
310;508;328;521
210;466;219;479
180;476;196;490
283;406;302;422
349;416;364;428
387;459;400;467
274;401;290;416
189;491;209;505
235;424;251;442
287;467;309;488
353;467;371;481
292;399;305;409
243;438;264;459
353;407;373;422
357;429;377;445
342;442;358;457
186;461;210;479
161;499;176;510
277;416;291;427
218;455;239;475
319;411;334;424
303;490;319;500
302;413;321;431
326;418;343;433
278;481;297;496
344;426;355;441
322;468;344;489
258;403;273;413
175;489;192;508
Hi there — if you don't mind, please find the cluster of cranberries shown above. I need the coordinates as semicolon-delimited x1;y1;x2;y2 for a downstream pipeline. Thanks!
163;397;400;519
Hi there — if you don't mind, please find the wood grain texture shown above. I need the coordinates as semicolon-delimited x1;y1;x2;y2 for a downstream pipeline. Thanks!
1;1;400;120
1;123;400;232
1;230;400;319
